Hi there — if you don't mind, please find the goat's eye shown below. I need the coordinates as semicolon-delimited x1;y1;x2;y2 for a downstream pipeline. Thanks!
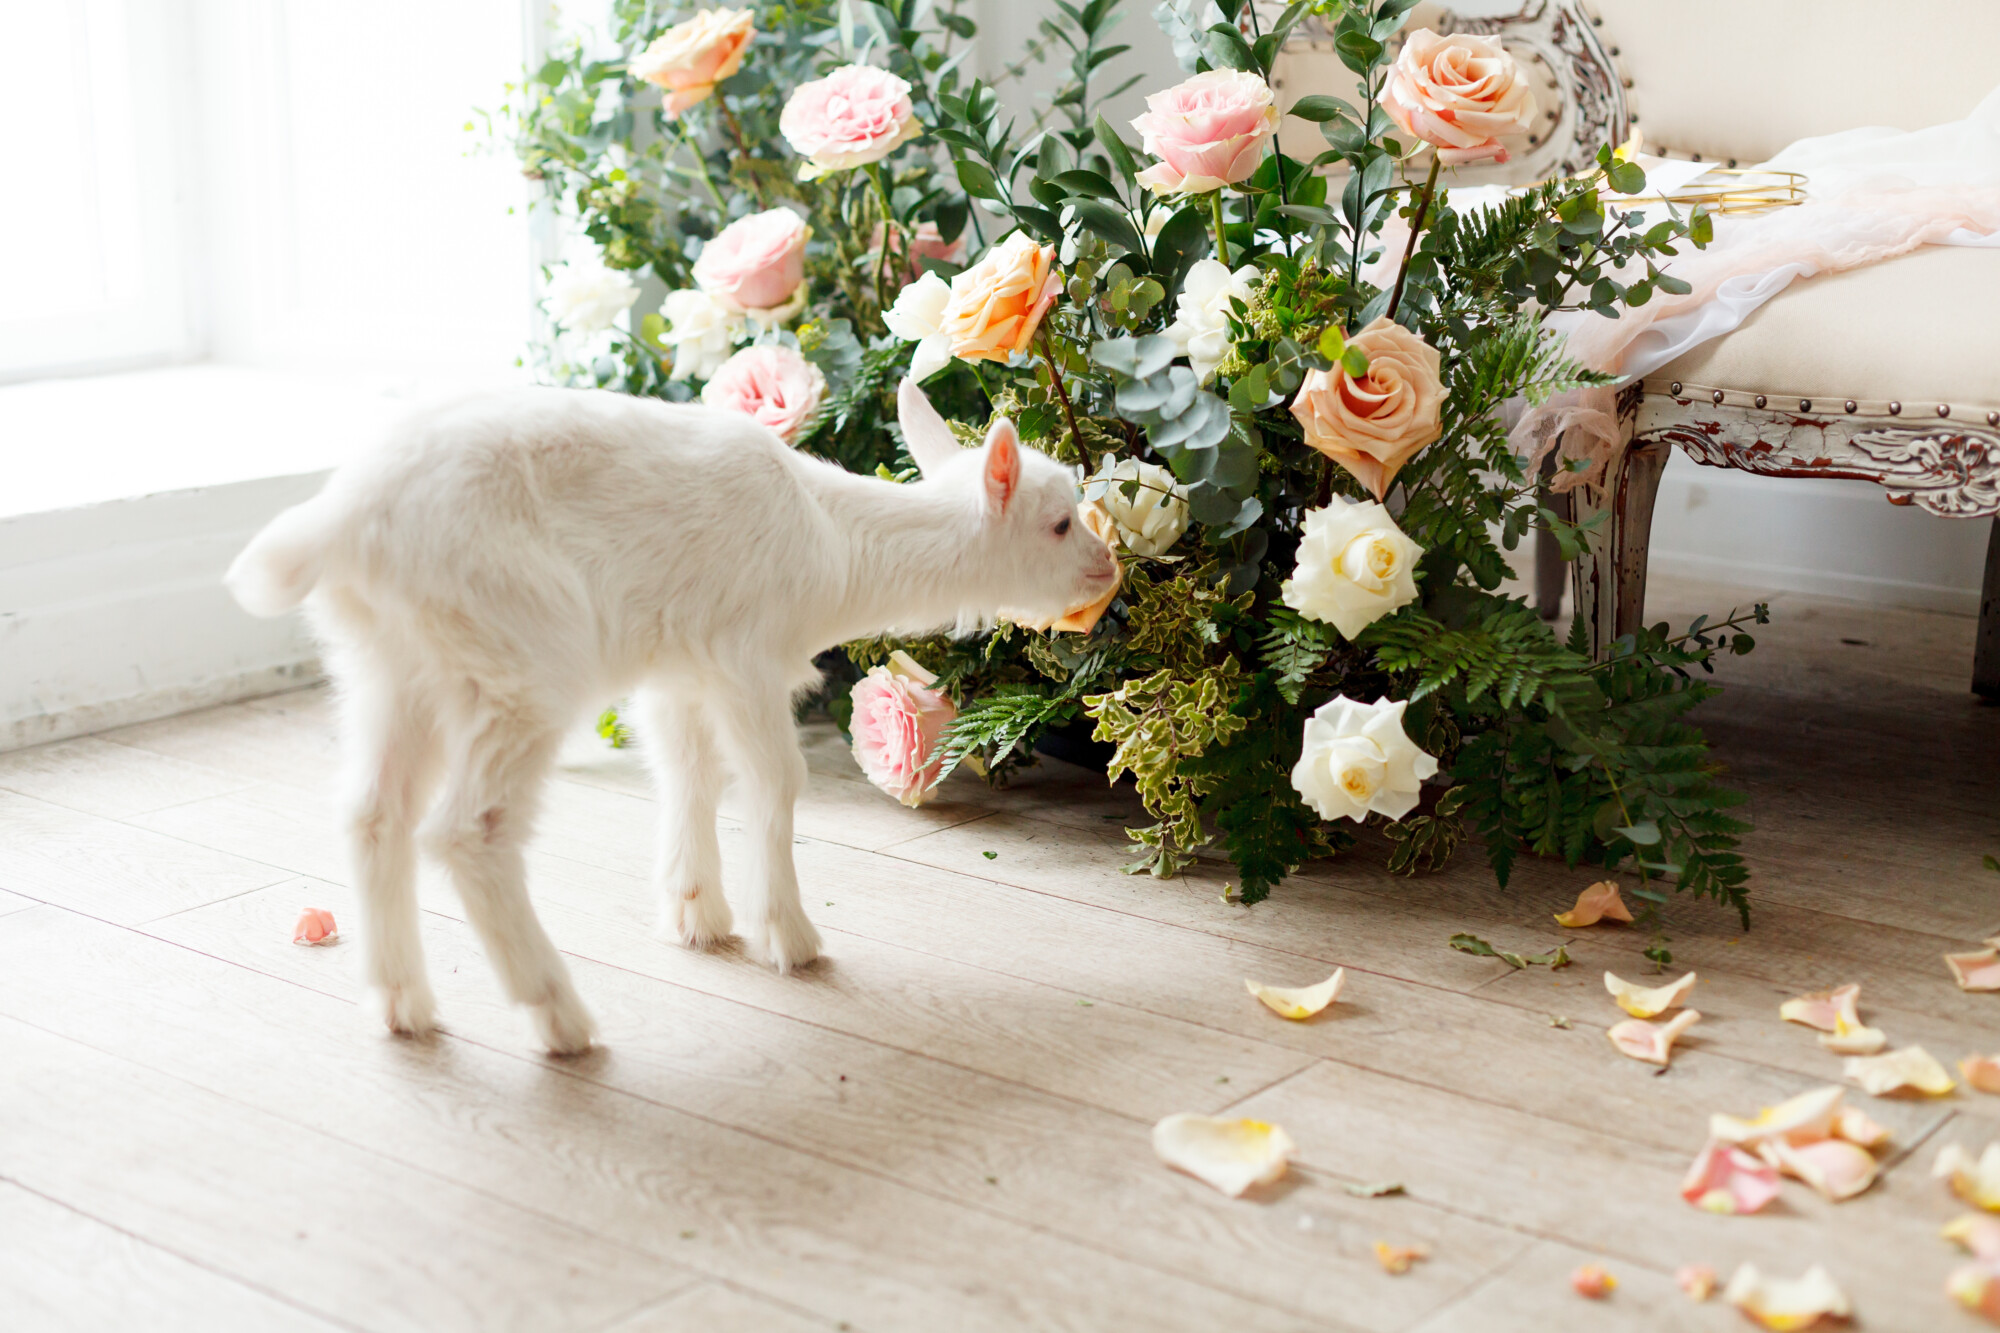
1053;516;1072;537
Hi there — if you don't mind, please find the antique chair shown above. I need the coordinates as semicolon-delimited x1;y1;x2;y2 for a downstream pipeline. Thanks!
1274;0;2000;696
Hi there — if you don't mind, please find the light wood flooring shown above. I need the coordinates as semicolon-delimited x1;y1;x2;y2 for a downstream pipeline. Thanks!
1;574;1996;1332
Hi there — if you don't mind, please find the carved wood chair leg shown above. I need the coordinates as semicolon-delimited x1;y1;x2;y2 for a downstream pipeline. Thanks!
1976;516;2000;701
1534;466;1571;621
1568;426;1670;657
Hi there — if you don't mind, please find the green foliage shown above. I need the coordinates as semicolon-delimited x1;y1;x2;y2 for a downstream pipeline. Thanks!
1449;933;1571;970
1086;662;1248;877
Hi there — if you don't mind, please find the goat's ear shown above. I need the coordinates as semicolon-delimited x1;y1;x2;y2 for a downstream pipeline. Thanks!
896;377;962;478
981;418;1021;517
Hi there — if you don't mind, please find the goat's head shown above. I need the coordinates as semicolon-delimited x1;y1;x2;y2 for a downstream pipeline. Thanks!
897;377;1118;626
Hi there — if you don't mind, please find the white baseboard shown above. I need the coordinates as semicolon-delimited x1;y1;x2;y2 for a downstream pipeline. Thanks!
3;659;324;751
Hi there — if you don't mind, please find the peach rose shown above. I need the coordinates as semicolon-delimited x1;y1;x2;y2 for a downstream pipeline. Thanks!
1290;317;1444;500
867;221;967;282
1004;500;1121;635
779;64;921;180
1379;29;1536;167
694;207;810;314
700;344;826;443
939;231;1061;363
292;908;338;946
1129;70;1280;195
631;8;756;116
849;651;955;806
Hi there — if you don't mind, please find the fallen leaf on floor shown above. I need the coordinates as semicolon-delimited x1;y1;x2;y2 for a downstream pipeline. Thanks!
1765;1137;1880;1202
1343;1180;1404;1198
1724;1263;1851;1330
981;850;997;859
1681;1138;1782;1214
1245;968;1345;1020
1943;1214;2000;1260
1608;1010;1702;1066
1946;1262;2000;1323
1549;1015;1571;1029
1151;1113;1294;1197
1449;933;1569;969
1570;1264;1617;1299
1936;1142;2000;1211
1779;983;1861;1033
1555;881;1633;928
1946;940;2000;992
1373;1241;1429;1275
292;908;338;946
1604;969;1697;1018
1963;1056;2000;1094
1844;1045;1956;1097
1677;1265;1717;1301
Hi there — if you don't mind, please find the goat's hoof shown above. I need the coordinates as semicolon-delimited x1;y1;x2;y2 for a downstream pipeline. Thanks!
662;884;734;951
753;912;823;975
378;982;439;1038
528;985;598;1057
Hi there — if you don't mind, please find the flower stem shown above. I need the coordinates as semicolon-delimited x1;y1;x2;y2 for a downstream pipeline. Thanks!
673;118;728;213
1385;154;1441;322
716;99;765;206
1208;189;1231;267
866;163;899;315
1038;319;1086;467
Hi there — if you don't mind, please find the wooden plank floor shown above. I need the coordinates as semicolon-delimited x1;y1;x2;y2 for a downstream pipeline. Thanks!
1;573;1996;1331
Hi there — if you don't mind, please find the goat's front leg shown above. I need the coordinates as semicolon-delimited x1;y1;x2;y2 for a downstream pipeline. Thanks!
632;684;733;949
714;684;821;973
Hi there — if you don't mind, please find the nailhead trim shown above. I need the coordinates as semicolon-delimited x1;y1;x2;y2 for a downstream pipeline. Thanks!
1644;379;1999;424
1712;390;1725;404
1754;395;1767;409
1846;401;1858;413
1670;381;1682;395
1938;404;1951;418
1800;399;1812;411
1990;411;2000;427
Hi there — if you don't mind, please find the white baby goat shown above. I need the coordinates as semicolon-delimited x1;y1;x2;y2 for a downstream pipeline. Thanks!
227;378;1116;1054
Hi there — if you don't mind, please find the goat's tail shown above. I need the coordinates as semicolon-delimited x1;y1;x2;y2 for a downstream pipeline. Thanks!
225;494;345;617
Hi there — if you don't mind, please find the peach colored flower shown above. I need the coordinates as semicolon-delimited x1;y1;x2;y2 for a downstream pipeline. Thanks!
1379;29;1537;167
1049;501;1121;634
848;652;955;806
1570;1266;1616;1299
1289;317;1445;500
868;221;967;282
699;344;826;443
694;208;811;314
631;8;756;116
292;908;338;946
779;64;920;179
939;231;1061;363
1129;69;1280;194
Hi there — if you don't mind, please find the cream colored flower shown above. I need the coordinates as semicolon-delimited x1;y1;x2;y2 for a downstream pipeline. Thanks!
546;258;639;333
659;288;743;381
1290;317;1445;500
631;8;756;115
1280;496;1422;639
1163;258;1257;383
1378;29;1537;167
883;271;953;381
1093;457;1190;557
1290;695;1437;824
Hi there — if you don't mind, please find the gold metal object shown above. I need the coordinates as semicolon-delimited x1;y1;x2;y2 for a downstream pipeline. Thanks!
1623;167;1808;216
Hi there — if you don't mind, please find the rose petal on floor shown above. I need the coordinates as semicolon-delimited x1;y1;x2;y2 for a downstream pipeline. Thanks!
291;908;338;946
1681;1138;1782;1214
1608;1009;1701;1066
1936;1143;2000;1212
1373;1241;1429;1275
1151;1113;1294;1197
1723;1263;1852;1330
1570;1264;1616;1298
1779;983;1861;1033
1948;1262;2000;1323
1947;943;2000;992
1833;1105;1891;1150
1963;1056;2000;1095
1943;1214;2000;1261
1244;968;1345;1020
1604;969;1697;1018
1710;1085;1846;1151
1677;1265;1717;1301
1816;1015;1887;1056
1844;1045;1956;1097
1555;881;1633;928
1765;1137;1879;1203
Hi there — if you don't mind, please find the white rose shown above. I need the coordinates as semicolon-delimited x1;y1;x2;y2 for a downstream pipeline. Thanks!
546;259;640;333
1094;457;1190;557
1291;695;1438;824
1280;496;1423;639
1163;258;1257;384
659;288;743;381
883;270;953;382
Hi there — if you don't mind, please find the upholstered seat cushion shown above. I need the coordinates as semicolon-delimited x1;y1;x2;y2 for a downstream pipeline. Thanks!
1652;245;2000;416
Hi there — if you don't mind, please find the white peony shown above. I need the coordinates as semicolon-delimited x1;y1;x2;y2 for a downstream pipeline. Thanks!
1280;496;1423;639
1163;258;1258;383
659;288;743;381
883;270;953;381
1291;695;1438;824
546;259;640;333
1094;457;1190;556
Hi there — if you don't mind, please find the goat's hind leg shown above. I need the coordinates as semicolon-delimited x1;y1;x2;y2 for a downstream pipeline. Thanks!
632;685;733;950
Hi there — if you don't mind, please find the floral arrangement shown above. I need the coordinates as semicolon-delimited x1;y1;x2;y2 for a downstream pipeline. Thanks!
508;0;1768;921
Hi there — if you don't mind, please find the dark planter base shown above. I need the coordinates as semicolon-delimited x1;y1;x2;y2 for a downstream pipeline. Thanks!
1033;720;1115;772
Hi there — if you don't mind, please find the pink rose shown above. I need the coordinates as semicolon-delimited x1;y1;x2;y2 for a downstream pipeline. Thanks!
779;65;921;180
1129;70;1280;195
849;652;955;806
1289;317;1445;500
1379;29;1537;167
630;8;756;116
292;908;338;946
700;344;826;443
694;208;811;313
867;221;966;282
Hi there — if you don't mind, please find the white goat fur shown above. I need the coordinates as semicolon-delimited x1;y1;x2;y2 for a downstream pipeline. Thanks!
227;379;1115;1053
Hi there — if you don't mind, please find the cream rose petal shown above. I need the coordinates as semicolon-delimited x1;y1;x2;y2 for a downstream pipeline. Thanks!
1152;1113;1295;1196
1374;1241;1429;1275
1845;1045;1956;1097
1833;1105;1892;1150
1779;983;1862;1033
1765;1137;1879;1203
1936;1142;2000;1211
1677;1265;1718;1301
1554;880;1633;928
1946;1262;2000;1322
1943;1213;2000;1260
1723;1263;1851;1331
1710;1086;1846;1152
1681;1138;1782;1214
1604;969;1696;1019
1608;1009;1701;1066
1817;1013;1887;1056
1947;942;2000;991
1245;968;1345;1020
1964;1056;2000;1095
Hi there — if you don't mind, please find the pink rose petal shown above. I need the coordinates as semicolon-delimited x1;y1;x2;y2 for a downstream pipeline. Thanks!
292;908;338;946
1681;1137;1781;1214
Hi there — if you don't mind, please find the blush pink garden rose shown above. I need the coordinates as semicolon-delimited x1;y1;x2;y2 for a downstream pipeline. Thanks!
699;344;826;443
867;221;967;282
938;231;1062;363
779;64;921;180
1129;69;1281;195
693;207;811;314
849;652;955;806
1379;29;1537;167
1289;317;1445;500
630;8;756;115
